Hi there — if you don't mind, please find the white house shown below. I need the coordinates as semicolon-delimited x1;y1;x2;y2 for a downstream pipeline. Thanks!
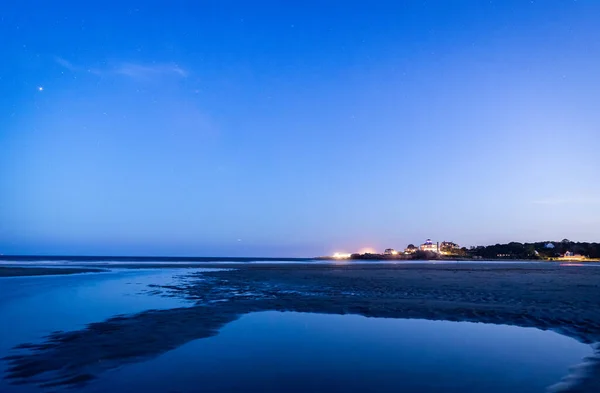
420;239;439;253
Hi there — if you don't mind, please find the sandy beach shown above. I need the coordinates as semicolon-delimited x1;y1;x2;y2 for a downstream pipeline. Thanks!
3;263;600;392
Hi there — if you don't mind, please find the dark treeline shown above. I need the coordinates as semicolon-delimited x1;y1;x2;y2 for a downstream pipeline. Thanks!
469;240;600;259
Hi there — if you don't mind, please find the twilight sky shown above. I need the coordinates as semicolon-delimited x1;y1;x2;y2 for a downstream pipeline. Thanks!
2;1;600;257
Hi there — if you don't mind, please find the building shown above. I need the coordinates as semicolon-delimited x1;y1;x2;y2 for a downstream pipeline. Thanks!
420;239;439;253
404;244;417;254
384;248;399;255
440;241;460;254
560;251;586;260
545;243;555;249
440;241;460;250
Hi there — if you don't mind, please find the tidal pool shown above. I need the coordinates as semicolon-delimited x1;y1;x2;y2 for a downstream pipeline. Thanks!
82;311;591;393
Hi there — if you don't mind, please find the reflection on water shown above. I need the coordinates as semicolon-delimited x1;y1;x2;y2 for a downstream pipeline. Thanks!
85;312;591;393
0;270;593;393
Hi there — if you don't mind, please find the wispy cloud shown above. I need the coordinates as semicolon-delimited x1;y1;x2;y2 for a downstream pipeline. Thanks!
113;63;188;79
54;57;188;80
532;197;600;205
54;56;79;72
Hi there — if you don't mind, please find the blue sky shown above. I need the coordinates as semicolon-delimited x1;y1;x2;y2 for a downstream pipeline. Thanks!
2;1;600;256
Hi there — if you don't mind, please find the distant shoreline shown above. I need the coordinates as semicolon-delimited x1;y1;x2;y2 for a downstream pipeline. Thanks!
316;255;600;263
2;254;599;265
0;266;107;277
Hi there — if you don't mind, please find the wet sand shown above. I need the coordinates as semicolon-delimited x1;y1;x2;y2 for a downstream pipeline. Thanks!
0;266;106;277
3;263;600;392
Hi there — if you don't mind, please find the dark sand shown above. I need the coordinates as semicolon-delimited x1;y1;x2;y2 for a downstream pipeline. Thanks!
3;263;600;392
0;266;106;277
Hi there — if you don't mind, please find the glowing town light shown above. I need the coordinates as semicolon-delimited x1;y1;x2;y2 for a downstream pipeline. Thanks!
359;248;376;255
332;252;351;259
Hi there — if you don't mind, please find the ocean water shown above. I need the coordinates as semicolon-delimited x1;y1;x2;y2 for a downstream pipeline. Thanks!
0;268;593;393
